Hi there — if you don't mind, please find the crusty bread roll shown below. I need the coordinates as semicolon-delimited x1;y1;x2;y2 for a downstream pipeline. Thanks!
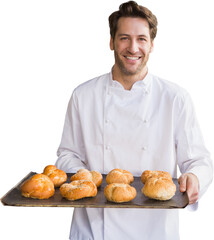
70;169;103;187
106;169;134;184
104;183;137;203
142;177;176;200
20;173;55;199
141;170;172;184
43;165;67;187
60;180;97;200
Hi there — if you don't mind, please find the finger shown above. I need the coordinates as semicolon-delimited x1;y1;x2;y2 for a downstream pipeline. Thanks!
186;178;194;203
186;177;199;204
188;192;199;205
178;175;187;193
187;189;199;204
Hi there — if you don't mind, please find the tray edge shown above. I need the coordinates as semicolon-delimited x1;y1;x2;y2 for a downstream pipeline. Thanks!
1;172;36;206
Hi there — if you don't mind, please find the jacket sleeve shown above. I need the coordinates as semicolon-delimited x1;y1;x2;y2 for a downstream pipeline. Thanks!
175;91;213;200
55;90;87;173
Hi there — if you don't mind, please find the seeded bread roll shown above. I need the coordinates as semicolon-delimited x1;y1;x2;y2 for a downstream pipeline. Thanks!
106;169;134;184
60;180;97;200
104;183;137;203
70;169;103;187
20;173;55;199
43;165;67;187
142;177;176;200
141;170;172;184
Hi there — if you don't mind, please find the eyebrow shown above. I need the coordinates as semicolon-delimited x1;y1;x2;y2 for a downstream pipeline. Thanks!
118;33;149;38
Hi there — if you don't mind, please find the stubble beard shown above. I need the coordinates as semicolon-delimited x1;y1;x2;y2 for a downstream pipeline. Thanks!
114;50;149;76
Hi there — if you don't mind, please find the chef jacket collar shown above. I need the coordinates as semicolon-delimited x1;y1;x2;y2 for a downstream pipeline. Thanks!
109;69;152;91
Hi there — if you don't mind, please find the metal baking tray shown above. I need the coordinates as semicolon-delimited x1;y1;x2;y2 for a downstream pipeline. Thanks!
1;172;189;208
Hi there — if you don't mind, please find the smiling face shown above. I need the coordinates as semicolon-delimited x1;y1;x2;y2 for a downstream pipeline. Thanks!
110;17;154;79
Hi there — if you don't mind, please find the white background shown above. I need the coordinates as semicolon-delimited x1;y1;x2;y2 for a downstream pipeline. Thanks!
0;0;214;239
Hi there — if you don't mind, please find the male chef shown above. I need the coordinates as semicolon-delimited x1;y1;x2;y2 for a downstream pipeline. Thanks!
56;1;213;239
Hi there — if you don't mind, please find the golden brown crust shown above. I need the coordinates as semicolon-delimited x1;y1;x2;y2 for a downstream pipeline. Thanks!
142;177;176;200
70;169;103;187
104;183;137;203
43;165;67;187
20;173;55;199
141;170;172;184
106;169;134;184
60;180;97;200
90;171;103;187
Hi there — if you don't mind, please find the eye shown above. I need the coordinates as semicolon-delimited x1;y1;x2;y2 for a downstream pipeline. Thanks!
139;37;147;42
120;37;129;41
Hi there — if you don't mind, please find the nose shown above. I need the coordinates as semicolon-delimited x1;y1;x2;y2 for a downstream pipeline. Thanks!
127;39;138;54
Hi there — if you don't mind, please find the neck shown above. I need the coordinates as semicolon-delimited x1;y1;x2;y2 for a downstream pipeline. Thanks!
112;65;148;90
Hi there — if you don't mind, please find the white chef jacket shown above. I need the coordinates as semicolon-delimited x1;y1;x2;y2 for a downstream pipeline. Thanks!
56;72;213;240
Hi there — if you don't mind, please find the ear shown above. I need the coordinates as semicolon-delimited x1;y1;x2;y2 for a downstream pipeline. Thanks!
110;37;114;50
150;40;154;53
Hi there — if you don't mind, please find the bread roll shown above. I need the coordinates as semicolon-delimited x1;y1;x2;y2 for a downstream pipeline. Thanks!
142;177;176;200
70;169;103;187
106;169;134;184
43;165;67;187
60;180;97;200
141;170;172;184
20;173;55;199
104;183;136;203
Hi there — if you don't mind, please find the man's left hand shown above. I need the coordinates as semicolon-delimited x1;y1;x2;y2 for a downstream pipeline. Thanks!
178;173;199;205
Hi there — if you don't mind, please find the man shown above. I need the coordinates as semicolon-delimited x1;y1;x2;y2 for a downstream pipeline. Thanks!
56;1;213;239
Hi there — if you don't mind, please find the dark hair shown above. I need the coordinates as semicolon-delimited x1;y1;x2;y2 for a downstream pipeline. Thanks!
109;1;158;41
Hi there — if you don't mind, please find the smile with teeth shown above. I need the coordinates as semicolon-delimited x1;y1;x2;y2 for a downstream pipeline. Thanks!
124;56;141;60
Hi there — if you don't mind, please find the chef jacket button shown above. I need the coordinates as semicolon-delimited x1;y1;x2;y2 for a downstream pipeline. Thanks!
142;146;147;151
106;145;110;150
140;119;148;125
105;119;110;124
145;89;149;95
